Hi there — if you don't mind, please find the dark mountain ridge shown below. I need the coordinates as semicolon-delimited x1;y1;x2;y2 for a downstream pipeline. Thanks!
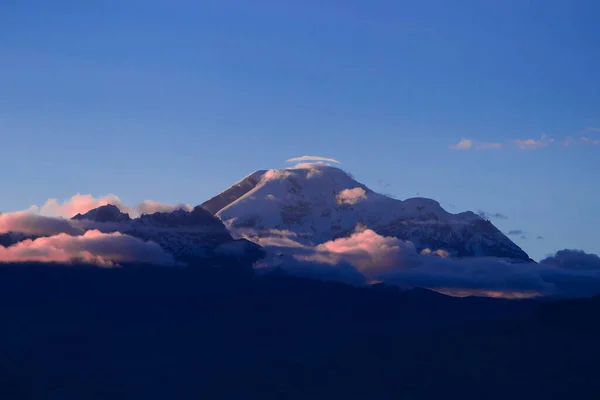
0;264;598;399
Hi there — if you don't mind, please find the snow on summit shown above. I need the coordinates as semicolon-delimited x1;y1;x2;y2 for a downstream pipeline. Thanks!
201;163;532;261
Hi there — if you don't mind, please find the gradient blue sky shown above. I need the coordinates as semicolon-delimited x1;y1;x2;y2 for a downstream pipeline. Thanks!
1;0;599;261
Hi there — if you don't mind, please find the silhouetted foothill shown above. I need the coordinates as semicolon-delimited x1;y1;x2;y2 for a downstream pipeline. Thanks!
72;204;131;223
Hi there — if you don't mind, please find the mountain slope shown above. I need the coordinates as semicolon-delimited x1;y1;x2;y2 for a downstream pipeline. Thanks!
201;170;268;215
202;164;531;261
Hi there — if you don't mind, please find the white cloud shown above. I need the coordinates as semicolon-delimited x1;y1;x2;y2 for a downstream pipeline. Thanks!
286;155;340;164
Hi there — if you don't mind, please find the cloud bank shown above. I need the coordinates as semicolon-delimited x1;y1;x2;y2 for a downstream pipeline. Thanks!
540;249;600;271
0;194;191;266
0;230;174;266
0;212;81;236
4;192;600;298
28;194;192;219
250;227;600;298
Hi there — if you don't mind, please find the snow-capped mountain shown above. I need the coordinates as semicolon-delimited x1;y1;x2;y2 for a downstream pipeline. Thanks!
202;164;531;261
72;205;263;264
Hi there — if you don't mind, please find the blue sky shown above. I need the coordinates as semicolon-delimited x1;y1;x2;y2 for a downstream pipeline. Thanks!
1;0;599;261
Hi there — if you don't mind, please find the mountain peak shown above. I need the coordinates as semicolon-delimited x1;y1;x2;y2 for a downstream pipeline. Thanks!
72;204;131;223
202;166;531;261
69;204;259;264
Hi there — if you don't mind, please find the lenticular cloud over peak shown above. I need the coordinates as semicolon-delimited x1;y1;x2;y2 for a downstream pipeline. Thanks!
286;155;340;164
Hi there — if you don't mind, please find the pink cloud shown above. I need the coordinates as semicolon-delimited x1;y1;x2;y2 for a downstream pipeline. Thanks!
0;211;80;235
286;155;340;164
30;194;192;218
249;226;417;274
449;139;473;150
515;139;546;149
263;169;294;181
514;135;554;150
420;248;450;258
312;228;417;273
39;194;126;218
435;288;542;299
449;139;501;150
250;225;600;298
136;200;192;215
336;187;367;205
0;230;174;266
288;163;332;178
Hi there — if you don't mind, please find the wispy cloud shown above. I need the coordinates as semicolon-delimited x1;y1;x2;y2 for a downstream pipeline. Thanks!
477;210;508;220
449;139;472;150
581;137;600;145
449;139;502;150
286;155;340;164
451;128;600;151
563;136;600;146
514;135;554;150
